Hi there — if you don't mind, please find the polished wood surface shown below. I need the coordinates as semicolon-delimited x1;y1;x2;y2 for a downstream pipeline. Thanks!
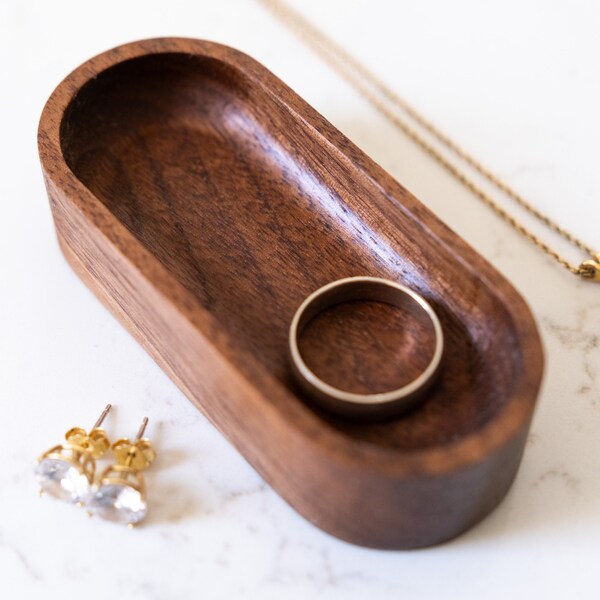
38;38;544;548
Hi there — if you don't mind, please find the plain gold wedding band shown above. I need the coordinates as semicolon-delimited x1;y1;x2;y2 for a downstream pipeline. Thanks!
288;277;444;418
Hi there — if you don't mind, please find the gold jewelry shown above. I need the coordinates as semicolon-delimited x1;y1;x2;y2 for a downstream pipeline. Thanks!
35;404;111;505
87;417;155;527
289;277;444;418
257;0;600;281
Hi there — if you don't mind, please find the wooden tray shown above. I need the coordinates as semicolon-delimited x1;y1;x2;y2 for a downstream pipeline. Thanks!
38;38;544;549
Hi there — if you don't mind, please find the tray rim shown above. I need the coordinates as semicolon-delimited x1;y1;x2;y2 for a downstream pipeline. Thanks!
38;37;545;478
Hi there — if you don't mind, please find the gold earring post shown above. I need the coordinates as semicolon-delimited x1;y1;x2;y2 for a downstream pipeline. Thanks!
93;404;112;429
124;417;150;469
135;417;149;441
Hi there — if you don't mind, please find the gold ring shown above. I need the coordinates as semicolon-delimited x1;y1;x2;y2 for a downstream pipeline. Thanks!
289;276;444;418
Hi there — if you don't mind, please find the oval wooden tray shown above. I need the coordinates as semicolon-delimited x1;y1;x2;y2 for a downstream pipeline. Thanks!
38;38;543;549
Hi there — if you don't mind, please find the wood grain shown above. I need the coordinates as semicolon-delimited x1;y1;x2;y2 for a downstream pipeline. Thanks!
38;39;544;548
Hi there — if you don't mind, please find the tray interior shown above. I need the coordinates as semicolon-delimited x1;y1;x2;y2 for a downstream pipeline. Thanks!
60;53;521;450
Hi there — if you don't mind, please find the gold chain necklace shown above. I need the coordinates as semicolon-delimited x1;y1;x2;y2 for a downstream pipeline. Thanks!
257;0;600;282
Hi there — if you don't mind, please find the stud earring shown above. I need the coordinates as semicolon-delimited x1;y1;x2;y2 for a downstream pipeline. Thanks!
87;417;155;527
35;404;112;505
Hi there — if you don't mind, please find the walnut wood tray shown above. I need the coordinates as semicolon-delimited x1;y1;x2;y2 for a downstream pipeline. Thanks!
38;38;544;549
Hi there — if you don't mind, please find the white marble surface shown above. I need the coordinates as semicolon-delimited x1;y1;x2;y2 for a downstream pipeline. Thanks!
1;1;599;598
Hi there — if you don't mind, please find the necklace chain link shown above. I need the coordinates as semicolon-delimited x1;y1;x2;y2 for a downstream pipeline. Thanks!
258;0;600;281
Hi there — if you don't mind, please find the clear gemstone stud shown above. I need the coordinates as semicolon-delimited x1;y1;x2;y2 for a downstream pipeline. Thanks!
34;404;112;504
87;417;155;527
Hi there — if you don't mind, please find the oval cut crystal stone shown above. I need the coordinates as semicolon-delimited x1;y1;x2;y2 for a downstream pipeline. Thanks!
35;457;91;503
87;484;147;525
